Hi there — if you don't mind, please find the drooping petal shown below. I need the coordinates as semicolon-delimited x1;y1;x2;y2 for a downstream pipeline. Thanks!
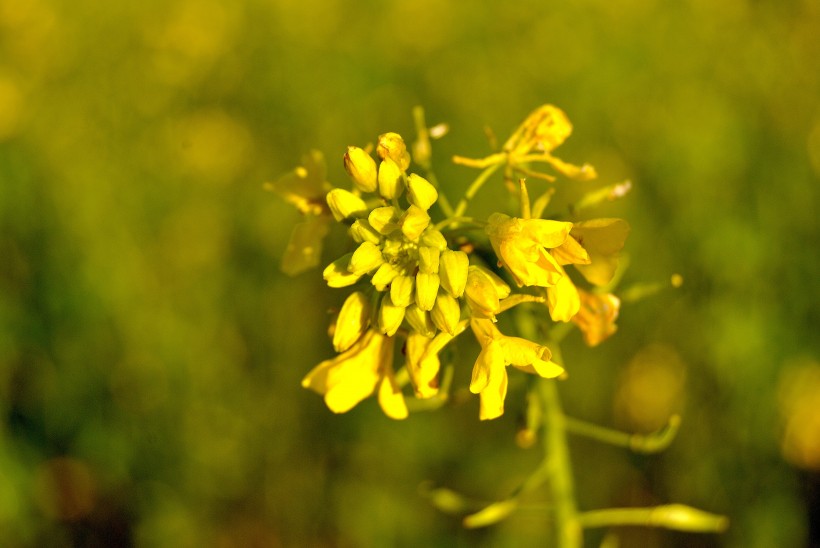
377;372;408;420
546;266;581;322
500;336;551;366
478;364;508;421
470;339;504;394
516;359;565;379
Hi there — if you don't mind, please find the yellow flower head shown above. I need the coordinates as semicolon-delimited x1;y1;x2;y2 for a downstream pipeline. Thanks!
505;104;573;156
486;213;573;287
469;319;564;420
302;329;408;419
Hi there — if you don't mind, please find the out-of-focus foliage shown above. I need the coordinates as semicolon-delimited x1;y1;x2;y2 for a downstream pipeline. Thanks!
0;0;817;546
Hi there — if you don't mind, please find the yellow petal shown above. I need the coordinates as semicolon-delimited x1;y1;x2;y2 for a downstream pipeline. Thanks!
500;336;551;366
551;235;591;266
522;359;565;378
470;340;503;394
405;332;441;399
377;373;408;420
333;291;370;352
546;267;581;322
478;362;508;421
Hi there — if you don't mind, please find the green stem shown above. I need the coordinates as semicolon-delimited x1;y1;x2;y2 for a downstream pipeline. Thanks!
539;378;582;548
564;415;681;454
453;162;502;217
434;216;486;232
578;505;729;533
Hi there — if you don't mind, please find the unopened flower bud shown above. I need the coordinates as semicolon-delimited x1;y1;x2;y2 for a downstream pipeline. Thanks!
390;275;415;307
326;188;367;221
415;271;440;311
418;246;440;274
377;132;411;171
400;205;431;241
439;250;469;297
420;229;448;250
348;241;384;275
406;174;438;210
349;219;381;245
371;262;401;291
405;304;436;337
378;157;404;200
378;293;405;336
323;253;362;288
333;291;370;352
464;266;504;319
344;146;378;193
368;206;400;235
431;291;461;335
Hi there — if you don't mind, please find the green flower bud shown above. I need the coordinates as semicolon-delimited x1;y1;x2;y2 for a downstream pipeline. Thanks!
378;157;404;200
333;291;370;352
420;228;448;251
390;275;415;307
349;219;381;245
415;271;440;311
348;241;384;275
377;132;411;171
368;206;400;235
323;253;362;288
405;304;436;337
400;205;431;241
378;293;405;336
439;250;469;297
406;173;438;210
431;291;461;335
418;246;440;274
326;188;367;221
371;262;401;291
344;146;378;193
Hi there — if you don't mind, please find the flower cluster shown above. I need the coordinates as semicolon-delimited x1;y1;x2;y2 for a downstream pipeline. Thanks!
269;105;630;420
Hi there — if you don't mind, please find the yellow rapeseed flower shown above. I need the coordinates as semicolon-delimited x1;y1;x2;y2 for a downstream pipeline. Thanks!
469;319;564;420
302;329;408;419
486;213;573;287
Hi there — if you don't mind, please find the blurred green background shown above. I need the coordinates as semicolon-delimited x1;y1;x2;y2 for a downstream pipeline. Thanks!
1;0;819;546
